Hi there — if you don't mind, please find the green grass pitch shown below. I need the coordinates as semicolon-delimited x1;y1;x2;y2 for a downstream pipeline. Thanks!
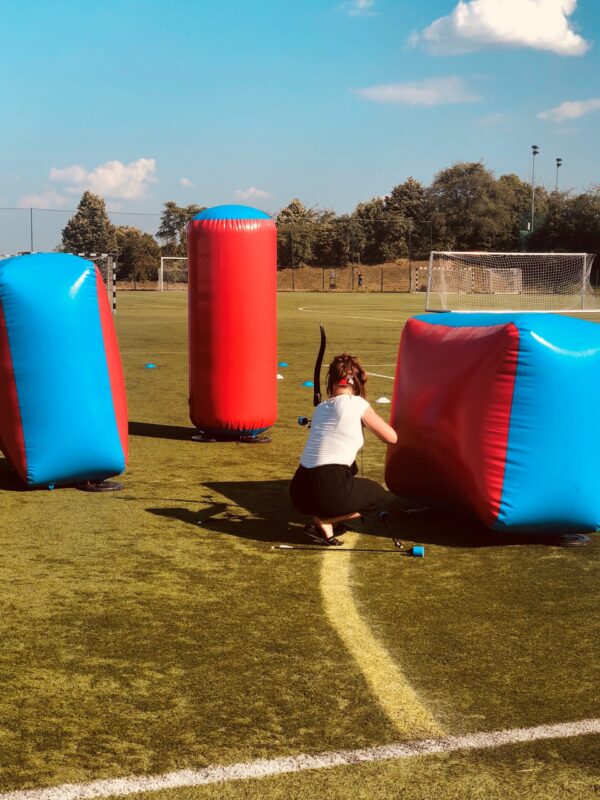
0;291;598;799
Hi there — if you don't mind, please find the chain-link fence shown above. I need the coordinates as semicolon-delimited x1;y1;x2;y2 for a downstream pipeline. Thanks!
0;207;160;255
277;261;429;292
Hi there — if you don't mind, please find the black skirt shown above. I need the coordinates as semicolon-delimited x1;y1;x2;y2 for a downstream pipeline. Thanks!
289;462;387;518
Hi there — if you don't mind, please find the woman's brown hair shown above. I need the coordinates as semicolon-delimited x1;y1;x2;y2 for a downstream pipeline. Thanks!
326;353;367;398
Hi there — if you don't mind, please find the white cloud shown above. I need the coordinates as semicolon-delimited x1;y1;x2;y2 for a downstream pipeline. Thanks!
234;187;273;200
410;0;590;56
346;0;376;17
356;77;481;106
180;177;193;188
538;98;600;122
50;157;157;200
18;188;67;209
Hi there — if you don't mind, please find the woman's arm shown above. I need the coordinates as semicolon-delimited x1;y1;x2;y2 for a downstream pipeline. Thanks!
362;406;398;444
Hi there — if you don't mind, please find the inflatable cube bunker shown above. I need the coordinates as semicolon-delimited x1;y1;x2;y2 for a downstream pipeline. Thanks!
385;313;600;532
0;253;128;488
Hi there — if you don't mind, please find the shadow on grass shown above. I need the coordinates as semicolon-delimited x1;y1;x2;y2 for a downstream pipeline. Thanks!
148;482;593;550
147;480;300;544
384;499;595;549
0;458;25;491
129;421;194;440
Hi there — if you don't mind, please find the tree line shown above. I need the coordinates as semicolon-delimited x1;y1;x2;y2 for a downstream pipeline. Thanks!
60;162;600;281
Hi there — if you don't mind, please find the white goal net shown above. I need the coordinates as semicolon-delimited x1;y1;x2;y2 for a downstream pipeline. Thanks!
425;252;598;312
158;257;188;291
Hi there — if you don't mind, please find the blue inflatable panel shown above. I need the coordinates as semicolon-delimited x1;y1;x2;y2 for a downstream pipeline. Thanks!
0;253;127;487
410;313;600;531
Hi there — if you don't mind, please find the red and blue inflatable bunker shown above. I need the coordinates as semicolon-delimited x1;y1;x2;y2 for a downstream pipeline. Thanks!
187;205;277;439
0;253;128;487
385;313;600;532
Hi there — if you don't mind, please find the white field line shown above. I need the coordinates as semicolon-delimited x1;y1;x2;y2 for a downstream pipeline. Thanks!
297;306;402;323
2;720;598;800
320;532;442;738
366;371;395;380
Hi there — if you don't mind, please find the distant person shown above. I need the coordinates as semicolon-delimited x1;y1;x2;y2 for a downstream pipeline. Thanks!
357;271;364;289
329;269;336;290
289;353;397;545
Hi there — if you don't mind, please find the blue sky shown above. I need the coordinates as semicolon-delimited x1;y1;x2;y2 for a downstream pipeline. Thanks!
1;0;599;249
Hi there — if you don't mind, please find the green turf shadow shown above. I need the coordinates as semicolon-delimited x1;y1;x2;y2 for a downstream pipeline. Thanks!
385;499;598;549
0;457;26;491
129;421;194;440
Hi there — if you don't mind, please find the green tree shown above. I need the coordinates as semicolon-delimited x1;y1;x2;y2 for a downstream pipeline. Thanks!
350;197;387;264
428;162;511;251
385;177;428;258
157;202;204;255
495;173;532;249
115;226;161;282
385;177;427;220
61;191;117;253
529;186;600;257
276;199;317;267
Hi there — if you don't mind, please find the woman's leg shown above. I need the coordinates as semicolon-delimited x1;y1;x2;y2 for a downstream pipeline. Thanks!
313;511;362;540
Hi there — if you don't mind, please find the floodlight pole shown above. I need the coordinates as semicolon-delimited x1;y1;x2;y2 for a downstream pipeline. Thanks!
530;145;539;232
555;157;562;193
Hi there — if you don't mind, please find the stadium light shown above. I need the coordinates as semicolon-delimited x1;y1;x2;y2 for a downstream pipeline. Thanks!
531;145;540;232
555;157;563;193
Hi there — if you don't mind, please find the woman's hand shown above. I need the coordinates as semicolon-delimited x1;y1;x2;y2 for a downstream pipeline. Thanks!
362;406;398;444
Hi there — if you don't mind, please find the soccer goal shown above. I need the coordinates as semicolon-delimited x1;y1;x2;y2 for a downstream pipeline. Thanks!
425;252;598;312
158;257;188;291
0;251;117;315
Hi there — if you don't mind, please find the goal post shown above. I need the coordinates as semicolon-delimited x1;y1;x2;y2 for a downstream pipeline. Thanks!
425;251;598;312
159;256;188;291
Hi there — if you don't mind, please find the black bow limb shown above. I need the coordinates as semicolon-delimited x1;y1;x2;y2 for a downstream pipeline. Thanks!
313;323;326;407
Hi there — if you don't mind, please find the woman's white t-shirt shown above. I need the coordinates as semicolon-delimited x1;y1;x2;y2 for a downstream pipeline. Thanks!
300;395;370;468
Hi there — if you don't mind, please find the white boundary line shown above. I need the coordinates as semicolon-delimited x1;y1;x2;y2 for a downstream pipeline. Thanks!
366;371;395;380
1;720;598;800
297;306;402;323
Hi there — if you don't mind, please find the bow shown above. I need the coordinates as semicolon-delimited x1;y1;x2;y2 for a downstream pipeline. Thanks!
313;323;326;407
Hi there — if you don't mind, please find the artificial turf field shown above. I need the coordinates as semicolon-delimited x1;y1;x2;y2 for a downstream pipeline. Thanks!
0;291;598;799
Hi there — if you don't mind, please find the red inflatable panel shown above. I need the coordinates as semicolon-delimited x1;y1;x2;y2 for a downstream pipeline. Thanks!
95;269;129;461
187;207;277;436
385;319;519;527
0;302;26;476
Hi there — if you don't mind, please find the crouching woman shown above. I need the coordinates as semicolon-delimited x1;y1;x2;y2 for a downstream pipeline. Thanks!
290;353;397;545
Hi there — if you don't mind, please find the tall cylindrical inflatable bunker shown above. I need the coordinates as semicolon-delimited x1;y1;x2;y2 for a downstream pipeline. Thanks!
0;253;128;487
187;205;277;439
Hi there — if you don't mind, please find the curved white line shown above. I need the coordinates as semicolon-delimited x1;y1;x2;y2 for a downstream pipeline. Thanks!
320;532;441;738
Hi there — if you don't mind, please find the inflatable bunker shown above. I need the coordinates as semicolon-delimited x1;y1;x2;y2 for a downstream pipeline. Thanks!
0;253;127;487
187;205;277;440
385;313;600;532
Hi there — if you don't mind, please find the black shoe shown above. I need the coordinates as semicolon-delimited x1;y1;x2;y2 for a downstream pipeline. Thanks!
303;524;343;546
